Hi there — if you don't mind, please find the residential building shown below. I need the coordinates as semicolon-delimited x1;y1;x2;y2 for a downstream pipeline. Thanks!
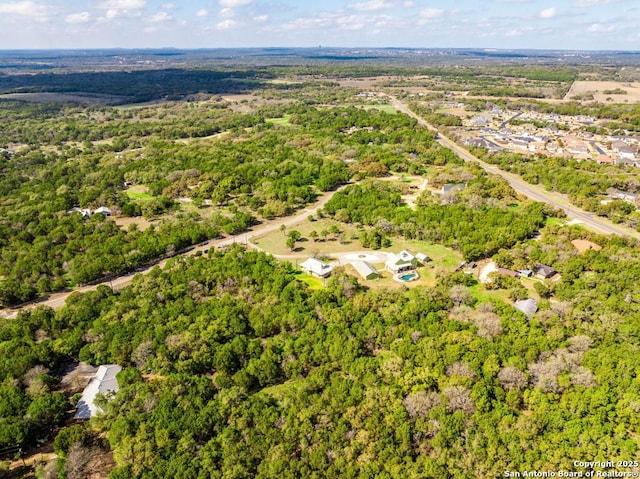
74;364;122;419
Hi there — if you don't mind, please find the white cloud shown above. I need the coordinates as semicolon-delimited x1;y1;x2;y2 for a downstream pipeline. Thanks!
0;1;47;17
539;7;556;18
349;0;394;11
219;0;251;7
66;11;91;24
336;15;366;30
215;19;238;29
420;8;444;19
98;0;146;8
253;14;268;23
574;0;613;6
162;3;175;9
587;23;615;32
196;9;208;17
149;11;171;23
218;7;234;18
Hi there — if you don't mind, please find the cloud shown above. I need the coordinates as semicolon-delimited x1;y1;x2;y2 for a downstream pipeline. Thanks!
403;1;416;7
215;19;238;29
98;0;146;8
149;11;171;23
587;23;615;32
65;11;91;24
0;1;48;18
196;9;208;17
162;3;175;8
539;7;556;18
219;0;251;6
97;0;146;20
219;7;234;18
253;14;268;23
336;15;366;30
574;0;613;6
420;8;444;19
349;0;394;11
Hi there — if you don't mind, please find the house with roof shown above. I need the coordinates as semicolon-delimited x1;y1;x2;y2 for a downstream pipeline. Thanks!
571;239;602;254
385;250;419;273
300;258;334;278
351;261;379;280
415;253;430;265
533;264;557;280
74;364;122;419
69;207;92;219
514;298;538;319
94;206;112;216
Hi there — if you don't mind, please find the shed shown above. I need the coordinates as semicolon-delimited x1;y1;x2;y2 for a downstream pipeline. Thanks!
95;206;112;216
74;364;122;419
351;261;379;280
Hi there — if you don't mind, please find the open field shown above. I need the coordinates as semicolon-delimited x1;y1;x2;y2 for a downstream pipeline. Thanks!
253;218;361;256
124;185;153;201
564;81;640;102
0;92;127;105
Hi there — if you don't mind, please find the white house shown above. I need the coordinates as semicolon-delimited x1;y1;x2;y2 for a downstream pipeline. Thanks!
300;258;334;278
74;364;122;419
385;250;418;273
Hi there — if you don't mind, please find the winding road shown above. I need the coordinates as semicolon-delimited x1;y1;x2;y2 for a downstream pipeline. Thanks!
2;97;639;318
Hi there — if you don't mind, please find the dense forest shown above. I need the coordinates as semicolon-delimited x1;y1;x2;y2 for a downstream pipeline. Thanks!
2;231;640;477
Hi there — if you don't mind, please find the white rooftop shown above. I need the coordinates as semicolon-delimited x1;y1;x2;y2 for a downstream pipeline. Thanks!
74;364;122;419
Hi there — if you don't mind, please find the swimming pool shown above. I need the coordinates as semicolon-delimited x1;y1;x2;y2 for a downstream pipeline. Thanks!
397;271;419;282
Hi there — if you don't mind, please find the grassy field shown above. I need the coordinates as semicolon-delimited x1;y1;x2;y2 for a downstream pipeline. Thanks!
294;272;325;289
357;104;399;114
253;218;361;256
124;185;153;201
265;114;292;126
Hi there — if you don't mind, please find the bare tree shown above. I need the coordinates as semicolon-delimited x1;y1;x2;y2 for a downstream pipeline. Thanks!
446;361;476;379
403;391;441;419
497;366;528;391
450;285;473;307
443;386;475;414
474;312;503;339
571;366;597;388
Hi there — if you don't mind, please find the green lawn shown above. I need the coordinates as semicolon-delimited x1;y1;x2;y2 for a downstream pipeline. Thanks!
382;240;462;270
265;114;292;126
124;185;153;201
294;272;325;289
358;104;399;114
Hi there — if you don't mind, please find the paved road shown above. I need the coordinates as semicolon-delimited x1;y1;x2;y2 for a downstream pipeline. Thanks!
387;96;640;240
0;185;349;318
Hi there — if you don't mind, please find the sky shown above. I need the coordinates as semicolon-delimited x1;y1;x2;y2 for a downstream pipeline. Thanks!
0;0;638;51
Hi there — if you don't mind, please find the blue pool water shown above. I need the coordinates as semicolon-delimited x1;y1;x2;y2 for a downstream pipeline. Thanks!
400;272;418;281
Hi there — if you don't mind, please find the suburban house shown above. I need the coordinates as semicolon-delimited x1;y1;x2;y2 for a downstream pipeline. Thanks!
300;258;334;278
351;261;380;280
533;264;557;280
385;250;419;273
497;267;520;278
74;364;122;420
571;239;602;254
515;298;538;319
